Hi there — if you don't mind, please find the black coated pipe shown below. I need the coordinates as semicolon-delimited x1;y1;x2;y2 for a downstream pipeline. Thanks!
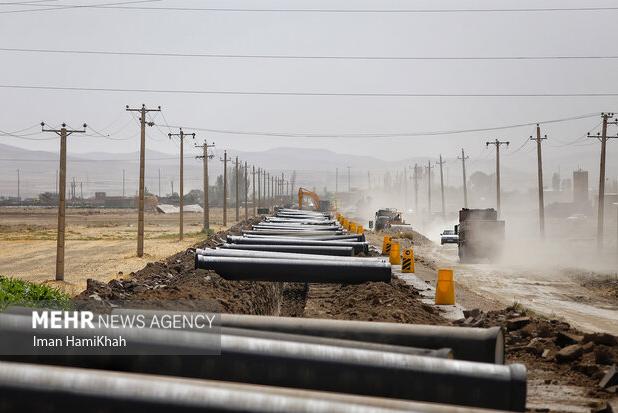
219;243;354;256
196;248;386;262
226;235;369;254
0;361;506;413
195;256;391;283
0;313;525;411
244;233;364;241
218;314;505;365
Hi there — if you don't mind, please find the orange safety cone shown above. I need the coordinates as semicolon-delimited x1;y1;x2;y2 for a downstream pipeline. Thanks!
381;236;392;256
356;225;364;234
389;242;401;265
402;248;415;273
435;268;455;305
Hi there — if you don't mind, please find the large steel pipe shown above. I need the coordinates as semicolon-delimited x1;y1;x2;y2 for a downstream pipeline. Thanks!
218;314;505;365
195;256;391;283
196;248;386;263
0;314;525;411
244;233;364;241
219;243;354;256
226;235;369;254
0;362;510;413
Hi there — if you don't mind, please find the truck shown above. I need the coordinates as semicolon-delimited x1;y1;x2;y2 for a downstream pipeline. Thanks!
455;208;505;263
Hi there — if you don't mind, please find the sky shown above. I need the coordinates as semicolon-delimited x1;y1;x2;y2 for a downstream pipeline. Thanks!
1;0;618;166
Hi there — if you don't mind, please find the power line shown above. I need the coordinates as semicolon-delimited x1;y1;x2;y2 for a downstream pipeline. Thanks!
2;84;618;98
4;47;618;61
6;4;618;13
0;0;160;14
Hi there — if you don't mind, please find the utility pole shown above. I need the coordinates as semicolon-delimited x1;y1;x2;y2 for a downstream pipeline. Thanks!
55;169;58;197
122;169;126;198
257;167;262;208
16;169;20;203
588;113;618;249
158;169;161;198
367;170;371;190
413;163;419;215
404;167;408;212
426;161;434;220
168;128;195;241
244;161;249;220
347;166;351;192
126;104;160;257
235;157;240;221
437;155;446;219
531;125;547;239
458;149;469;209
80;181;83;200
220;151;228;226
486;139;510;218
335;168;338;193
195;140;215;233
252;165;256;216
41;122;87;281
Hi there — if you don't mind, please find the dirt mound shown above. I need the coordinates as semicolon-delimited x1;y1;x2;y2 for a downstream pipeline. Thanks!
303;276;447;325
75;218;282;315
455;305;618;406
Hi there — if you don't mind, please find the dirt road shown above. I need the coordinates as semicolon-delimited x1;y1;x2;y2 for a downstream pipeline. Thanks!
414;240;618;336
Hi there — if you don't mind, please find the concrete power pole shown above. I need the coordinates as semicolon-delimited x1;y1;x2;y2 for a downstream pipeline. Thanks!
195;140;215;233
437;155;446;219
235;157;240;221
413;163;419;215
220;151;228;226
244;161;249;220
486;139;510;218
458;149;469;209
41;122;87;281
347;166;351;192
257;167;262;208
531;125;547;239
252;165;256;216
16;169;20;203
169;128;195;241
426;161;434;220
122;169;126;198
158;169;161;198
588;113;617;250
126;104;160;257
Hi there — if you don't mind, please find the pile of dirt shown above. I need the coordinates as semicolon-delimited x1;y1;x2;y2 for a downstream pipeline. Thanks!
455;305;618;404
74;218;283;315
303;276;447;325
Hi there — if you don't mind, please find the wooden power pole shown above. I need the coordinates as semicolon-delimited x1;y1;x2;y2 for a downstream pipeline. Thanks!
195;140;215;233
458;149;469;209
531;125;547;239
437;155;446;219
413;163;419;215
244;161;249;220
168;128;195;241
588;113;617;249
126;104;160;257
252;165;256;216
235;156;240;221
426;161;434;219
41;122;87;281
486;139;510;218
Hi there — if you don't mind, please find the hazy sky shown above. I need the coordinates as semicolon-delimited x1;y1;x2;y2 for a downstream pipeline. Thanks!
1;0;618;164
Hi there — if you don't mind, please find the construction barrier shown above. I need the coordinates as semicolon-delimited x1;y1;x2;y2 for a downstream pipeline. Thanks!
389;242;401;265
435;269;455;305
402;248;415;273
382;236;392;256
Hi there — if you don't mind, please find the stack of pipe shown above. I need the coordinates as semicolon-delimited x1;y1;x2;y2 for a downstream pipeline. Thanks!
0;310;526;411
195;208;383;283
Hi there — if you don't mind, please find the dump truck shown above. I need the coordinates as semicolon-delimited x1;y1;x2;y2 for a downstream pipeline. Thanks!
374;208;407;231
455;208;505;263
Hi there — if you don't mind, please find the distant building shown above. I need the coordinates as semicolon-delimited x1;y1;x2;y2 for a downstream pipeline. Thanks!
573;169;589;209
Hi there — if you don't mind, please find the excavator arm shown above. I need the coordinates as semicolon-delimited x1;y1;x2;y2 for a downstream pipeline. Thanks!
298;187;320;210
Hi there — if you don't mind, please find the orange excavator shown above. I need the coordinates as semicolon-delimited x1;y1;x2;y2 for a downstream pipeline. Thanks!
298;187;320;210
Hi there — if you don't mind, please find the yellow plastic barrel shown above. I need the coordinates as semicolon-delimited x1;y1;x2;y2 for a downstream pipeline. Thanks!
435;269;455;305
389;242;401;265
350;222;357;233
356;225;364;234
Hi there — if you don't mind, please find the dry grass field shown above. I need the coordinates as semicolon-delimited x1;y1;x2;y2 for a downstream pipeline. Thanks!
0;207;239;295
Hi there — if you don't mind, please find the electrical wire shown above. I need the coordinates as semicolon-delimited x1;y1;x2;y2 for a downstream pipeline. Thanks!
0;0;160;14
2;84;618;98
4;47;618;61
6;4;618;13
